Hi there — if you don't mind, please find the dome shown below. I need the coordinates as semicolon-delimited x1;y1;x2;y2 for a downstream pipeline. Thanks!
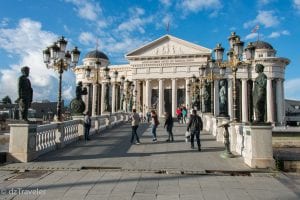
252;41;274;50
84;50;109;60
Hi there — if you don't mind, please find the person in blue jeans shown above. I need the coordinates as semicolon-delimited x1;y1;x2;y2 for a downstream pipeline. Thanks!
151;110;159;142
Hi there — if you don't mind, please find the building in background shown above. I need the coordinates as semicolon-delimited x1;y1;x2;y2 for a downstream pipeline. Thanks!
74;34;291;125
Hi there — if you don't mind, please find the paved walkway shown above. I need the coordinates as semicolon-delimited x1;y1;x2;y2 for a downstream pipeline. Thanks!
0;122;299;199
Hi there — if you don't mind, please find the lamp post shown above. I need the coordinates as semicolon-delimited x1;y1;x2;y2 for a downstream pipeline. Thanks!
213;32;250;122
43;36;80;121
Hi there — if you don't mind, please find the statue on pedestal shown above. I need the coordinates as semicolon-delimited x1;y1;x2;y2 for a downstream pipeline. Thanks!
253;64;267;123
203;80;211;113
219;80;228;116
104;83;110;112
70;81;87;115
16;66;33;121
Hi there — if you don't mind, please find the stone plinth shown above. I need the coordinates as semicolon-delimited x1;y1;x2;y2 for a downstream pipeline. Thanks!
8;123;38;162
72;115;85;140
216;117;230;142
243;125;275;168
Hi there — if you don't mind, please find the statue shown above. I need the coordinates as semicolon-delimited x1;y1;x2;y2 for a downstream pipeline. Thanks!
219;80;228;116
70;81;87;115
203;81;211;113
104;83;110;112
76;81;87;100
17;66;33;121
253;64;267;123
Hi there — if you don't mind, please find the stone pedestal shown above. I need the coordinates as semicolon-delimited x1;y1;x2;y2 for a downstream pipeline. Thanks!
216;117;230;142
8;123;37;162
72;115;85;140
243;125;275;168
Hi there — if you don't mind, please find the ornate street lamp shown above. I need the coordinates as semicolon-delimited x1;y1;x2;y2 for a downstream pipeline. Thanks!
43;36;80;121
213;32;254;122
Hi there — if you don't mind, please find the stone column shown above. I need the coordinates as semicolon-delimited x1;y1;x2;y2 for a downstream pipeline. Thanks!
92;83;99;116
214;80;219;116
158;79;164;117
111;82;116;113
228;79;233;120
241;79;248;122
101;83;106;114
276;79;284;124
267;78;274;123
172;79;177;117
145;79;150;111
185;79;190;108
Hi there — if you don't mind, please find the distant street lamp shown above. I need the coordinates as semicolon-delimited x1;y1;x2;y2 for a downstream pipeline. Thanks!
43;36;80;121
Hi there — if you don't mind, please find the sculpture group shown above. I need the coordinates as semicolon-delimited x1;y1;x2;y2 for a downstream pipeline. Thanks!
15;63;268;124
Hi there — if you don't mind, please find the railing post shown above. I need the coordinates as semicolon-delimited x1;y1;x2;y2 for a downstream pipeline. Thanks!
94;117;100;134
105;115;111;128
72;116;85;140
55;122;65;149
8;123;37;162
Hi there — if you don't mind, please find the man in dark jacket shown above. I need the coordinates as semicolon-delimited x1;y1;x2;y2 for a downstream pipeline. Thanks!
187;110;203;151
164;112;174;142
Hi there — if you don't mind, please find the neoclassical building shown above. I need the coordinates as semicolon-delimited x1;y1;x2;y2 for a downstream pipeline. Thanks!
73;34;289;125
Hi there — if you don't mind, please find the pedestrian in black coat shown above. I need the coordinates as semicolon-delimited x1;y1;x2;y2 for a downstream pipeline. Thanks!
164;112;174;142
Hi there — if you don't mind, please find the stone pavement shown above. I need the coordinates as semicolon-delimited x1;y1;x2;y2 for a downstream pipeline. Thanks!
0;122;299;199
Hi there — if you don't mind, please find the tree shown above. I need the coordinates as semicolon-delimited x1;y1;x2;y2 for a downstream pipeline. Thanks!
2;96;12;104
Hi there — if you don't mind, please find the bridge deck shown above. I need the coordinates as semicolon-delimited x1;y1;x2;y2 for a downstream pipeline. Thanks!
1;122;249;172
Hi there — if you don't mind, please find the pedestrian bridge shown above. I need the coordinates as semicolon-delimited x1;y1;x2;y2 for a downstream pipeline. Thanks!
3;113;251;173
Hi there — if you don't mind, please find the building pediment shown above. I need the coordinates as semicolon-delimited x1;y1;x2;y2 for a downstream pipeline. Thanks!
126;34;211;59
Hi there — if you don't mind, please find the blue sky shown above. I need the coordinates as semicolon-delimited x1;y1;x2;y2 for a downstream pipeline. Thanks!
0;0;300;102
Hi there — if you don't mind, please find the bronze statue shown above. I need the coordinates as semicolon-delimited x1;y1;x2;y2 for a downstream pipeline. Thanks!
253;64;267;123
203;80;211;113
104;83;110;112
70;81;87;115
219;80;228;116
75;81;87;100
17;66;33;121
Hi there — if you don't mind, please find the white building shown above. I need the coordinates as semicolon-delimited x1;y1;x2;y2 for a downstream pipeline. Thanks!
74;33;289;125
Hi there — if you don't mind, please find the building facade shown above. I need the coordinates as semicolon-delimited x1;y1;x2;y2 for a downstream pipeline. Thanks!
74;34;289;125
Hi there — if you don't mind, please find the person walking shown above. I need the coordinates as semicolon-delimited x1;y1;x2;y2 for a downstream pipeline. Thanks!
151;110;159;142
164;112;174;142
84;112;91;141
187;110;203;151
176;107;182;123
182;107;187;124
131;109;141;144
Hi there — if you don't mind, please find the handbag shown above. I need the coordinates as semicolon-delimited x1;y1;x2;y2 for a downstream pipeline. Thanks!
185;131;190;137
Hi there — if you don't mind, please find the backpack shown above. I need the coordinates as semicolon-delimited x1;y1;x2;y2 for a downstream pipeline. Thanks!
190;116;202;131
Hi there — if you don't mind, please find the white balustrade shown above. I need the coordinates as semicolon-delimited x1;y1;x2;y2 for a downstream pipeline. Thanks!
8;112;130;162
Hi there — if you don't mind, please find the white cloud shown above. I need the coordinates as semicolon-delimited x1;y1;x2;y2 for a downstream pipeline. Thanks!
268;30;290;38
65;0;102;21
0;18;76;102
79;32;96;46
117;7;153;34
245;33;258;40
0;18;9;27
179;0;222;14
293;0;300;12
285;78;300;100
160;0;172;7
244;10;279;29
257;0;276;6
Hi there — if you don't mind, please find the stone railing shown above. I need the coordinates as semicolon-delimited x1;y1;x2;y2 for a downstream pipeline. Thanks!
202;113;274;169
8;112;129;162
